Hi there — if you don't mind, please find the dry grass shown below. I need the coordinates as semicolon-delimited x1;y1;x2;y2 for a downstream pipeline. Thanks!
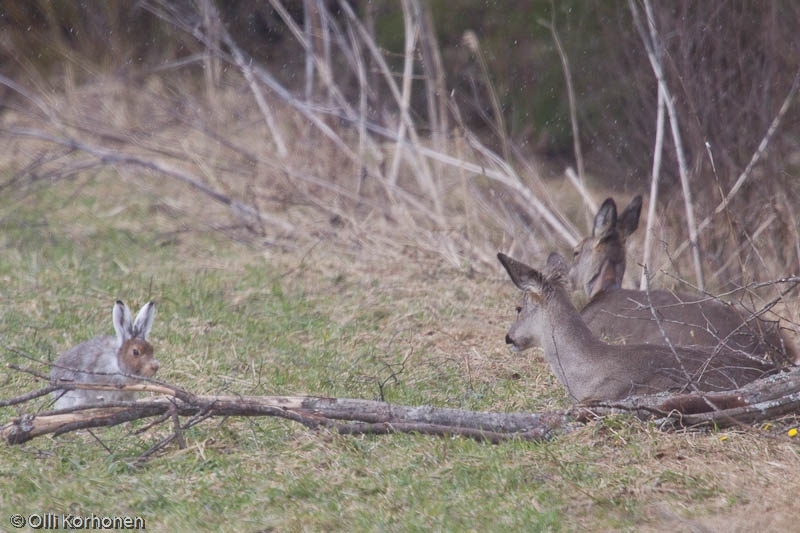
1;3;800;529
2;149;800;530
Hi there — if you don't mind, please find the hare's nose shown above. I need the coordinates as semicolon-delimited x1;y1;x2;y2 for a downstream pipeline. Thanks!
151;359;160;372
505;334;513;345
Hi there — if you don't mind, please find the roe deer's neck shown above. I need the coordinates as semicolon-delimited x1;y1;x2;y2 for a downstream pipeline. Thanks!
536;283;615;402
540;284;604;356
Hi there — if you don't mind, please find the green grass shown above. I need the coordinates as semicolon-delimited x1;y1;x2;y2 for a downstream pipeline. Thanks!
1;176;798;532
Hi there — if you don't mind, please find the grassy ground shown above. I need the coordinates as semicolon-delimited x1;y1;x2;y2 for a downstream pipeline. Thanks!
2;174;800;532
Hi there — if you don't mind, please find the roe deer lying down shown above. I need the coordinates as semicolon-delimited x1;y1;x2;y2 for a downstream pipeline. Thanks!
569;196;795;365
498;252;778;402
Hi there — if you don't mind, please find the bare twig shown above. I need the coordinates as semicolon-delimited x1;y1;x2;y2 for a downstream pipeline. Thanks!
417;0;448;146
462;30;510;164
221;30;288;158
541;12;586;215
0;384;58;408
641;267;702;396
266;0;355;118
672;69;800;258
0;73;64;128
564;167;597;215
630;0;705;289
2;127;295;234
303;0;315;101
639;70;667;290
385;0;420;187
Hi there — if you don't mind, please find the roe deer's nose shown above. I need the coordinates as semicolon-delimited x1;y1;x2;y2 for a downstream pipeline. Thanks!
505;334;513;345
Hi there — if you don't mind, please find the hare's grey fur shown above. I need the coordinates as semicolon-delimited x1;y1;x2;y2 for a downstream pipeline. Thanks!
50;300;159;409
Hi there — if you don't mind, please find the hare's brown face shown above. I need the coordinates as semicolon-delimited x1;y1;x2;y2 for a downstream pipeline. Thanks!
118;338;159;377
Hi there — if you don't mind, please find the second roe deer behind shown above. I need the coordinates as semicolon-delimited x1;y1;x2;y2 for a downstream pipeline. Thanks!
568;196;795;365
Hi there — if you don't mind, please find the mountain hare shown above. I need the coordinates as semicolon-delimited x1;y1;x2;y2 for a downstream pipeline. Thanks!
50;300;159;409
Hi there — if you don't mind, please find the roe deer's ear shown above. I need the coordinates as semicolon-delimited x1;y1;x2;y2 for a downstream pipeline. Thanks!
112;300;133;345
618;195;642;240
544;252;568;278
497;253;545;293
592;198;618;240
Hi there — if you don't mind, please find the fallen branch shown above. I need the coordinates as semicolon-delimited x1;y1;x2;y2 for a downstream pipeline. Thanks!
1;387;575;445
578;366;800;427
4;367;800;447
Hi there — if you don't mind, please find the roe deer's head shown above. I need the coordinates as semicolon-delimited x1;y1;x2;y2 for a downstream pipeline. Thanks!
569;196;642;298
498;252;569;353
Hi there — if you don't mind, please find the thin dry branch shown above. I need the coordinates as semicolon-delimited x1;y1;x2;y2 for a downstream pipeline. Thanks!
540;14;586;212
0;73;65;128
639;72;667;290
2;127;295;234
222;31;288;158
386;0;420;188
338;0;441;216
564;167;597;215
630;0;705;289
417;0;448;146
462;31;510;164
267;0;355;118
672;69;800;259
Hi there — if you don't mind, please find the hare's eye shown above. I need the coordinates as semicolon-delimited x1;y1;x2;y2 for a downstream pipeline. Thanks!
515;306;522;314
132;348;140;357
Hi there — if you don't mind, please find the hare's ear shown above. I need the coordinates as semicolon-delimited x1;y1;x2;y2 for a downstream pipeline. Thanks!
113;300;133;345
132;301;156;339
